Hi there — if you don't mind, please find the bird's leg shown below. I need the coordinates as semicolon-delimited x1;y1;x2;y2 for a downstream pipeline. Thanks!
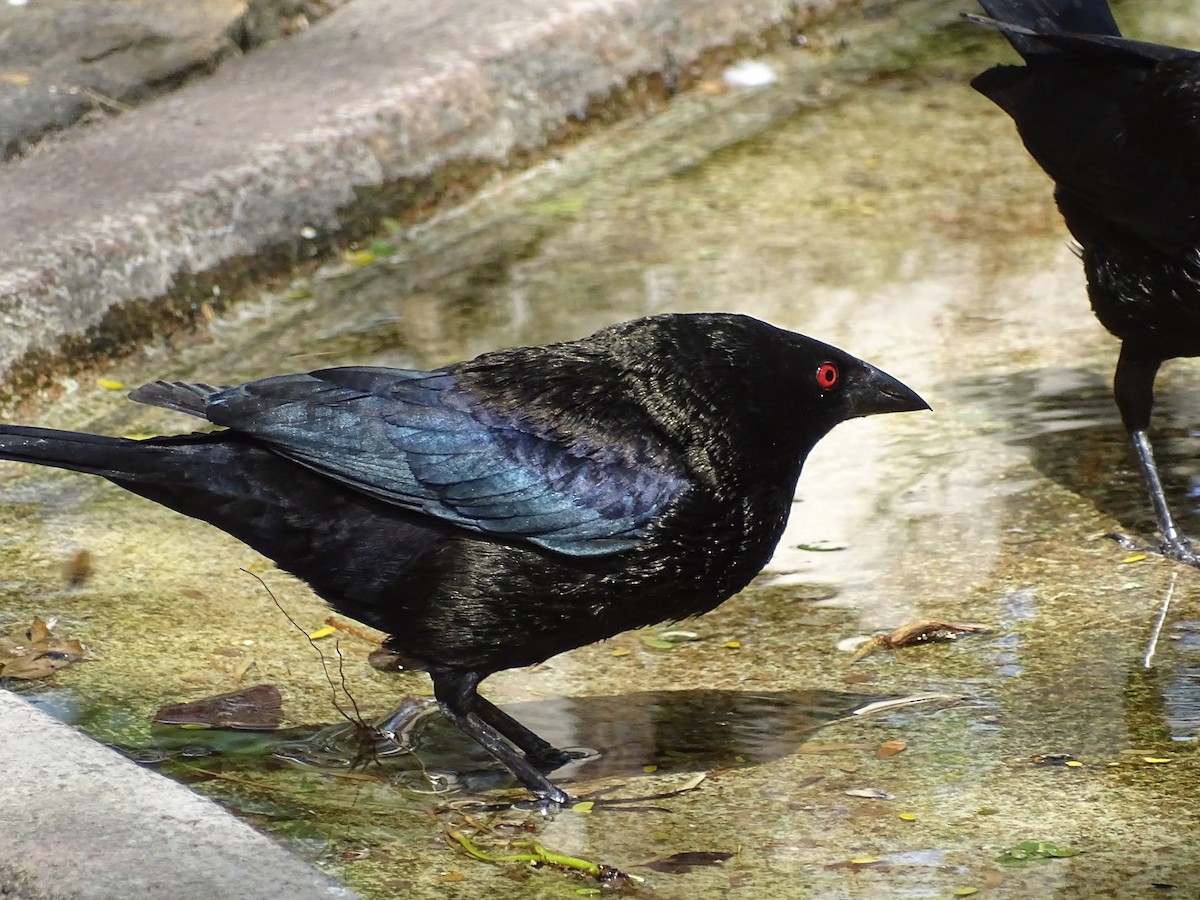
1128;429;1200;565
432;669;571;806
1113;349;1200;565
472;694;572;770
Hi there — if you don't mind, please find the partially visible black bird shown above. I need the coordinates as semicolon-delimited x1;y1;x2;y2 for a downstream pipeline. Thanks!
0;313;926;803
969;0;1200;563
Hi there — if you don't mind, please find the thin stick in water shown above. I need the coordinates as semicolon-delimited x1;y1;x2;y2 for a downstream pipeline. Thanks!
1143;570;1178;669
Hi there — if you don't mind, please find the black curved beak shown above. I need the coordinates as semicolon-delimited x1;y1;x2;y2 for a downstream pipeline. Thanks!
846;362;930;419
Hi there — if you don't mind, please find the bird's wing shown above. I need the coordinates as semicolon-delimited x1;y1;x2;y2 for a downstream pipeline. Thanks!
141;367;688;557
973;47;1200;245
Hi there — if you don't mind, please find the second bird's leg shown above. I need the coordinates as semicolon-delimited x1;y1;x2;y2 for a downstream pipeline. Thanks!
1128;429;1200;566
432;669;571;806
472;694;572;770
1112;350;1200;566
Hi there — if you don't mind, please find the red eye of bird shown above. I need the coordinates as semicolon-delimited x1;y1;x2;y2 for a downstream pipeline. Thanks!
816;362;839;390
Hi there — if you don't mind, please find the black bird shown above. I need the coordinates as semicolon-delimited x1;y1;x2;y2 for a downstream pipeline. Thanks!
0;313;925;803
969;0;1200;563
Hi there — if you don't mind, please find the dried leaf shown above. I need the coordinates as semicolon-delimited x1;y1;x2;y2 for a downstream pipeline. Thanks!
368;648;406;671
875;739;907;759
852;619;992;662
154;684;284;731
64;550;93;587
1031;753;1075;766
0;617;87;680
844;787;894;800
0;650;80;679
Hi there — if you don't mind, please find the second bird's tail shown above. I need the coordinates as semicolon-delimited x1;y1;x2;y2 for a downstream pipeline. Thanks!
976;0;1120;36
973;0;1121;60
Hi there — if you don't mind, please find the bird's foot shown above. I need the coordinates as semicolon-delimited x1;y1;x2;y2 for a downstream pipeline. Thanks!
1106;531;1200;567
507;785;572;813
1156;535;1200;567
527;746;574;771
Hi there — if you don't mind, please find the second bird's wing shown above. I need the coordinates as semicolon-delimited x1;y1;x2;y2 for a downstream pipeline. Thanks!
971;17;1200;245
135;367;689;557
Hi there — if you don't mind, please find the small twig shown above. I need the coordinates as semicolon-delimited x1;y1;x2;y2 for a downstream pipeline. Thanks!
240;569;364;728
1144;570;1178;669
577;771;708;806
324;616;381;644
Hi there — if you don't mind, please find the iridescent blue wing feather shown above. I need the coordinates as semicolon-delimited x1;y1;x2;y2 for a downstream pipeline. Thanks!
133;367;688;557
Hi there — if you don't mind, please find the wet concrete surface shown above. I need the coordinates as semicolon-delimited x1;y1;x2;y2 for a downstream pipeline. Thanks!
2;0;1200;896
0;0;839;409
0;690;356;900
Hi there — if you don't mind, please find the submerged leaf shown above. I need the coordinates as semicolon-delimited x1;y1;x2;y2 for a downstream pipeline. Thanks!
844;787;894;800
154;684;284;731
852;619;993;662
996;840;1080;865
644;851;733;874
875;739;907;759
638;634;676;651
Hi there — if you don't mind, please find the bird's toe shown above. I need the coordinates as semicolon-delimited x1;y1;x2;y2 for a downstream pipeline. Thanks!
1158;536;1200;568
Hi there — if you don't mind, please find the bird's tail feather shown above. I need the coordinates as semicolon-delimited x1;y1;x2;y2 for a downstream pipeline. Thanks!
972;0;1121;61
975;0;1120;38
129;381;224;419
0;426;164;481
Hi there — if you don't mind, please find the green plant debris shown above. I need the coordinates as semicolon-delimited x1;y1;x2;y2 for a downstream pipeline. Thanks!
367;240;398;258
995;840;1080;866
530;196;586;216
637;633;677;650
448;829;600;875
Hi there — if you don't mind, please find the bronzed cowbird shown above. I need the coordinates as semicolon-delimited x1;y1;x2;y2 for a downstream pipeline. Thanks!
0;312;926;802
970;0;1200;563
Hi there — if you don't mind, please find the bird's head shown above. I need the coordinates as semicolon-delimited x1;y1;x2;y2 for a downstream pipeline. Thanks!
791;335;930;429
645;314;928;442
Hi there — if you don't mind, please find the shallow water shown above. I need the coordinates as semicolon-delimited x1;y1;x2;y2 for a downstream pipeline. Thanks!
4;0;1200;896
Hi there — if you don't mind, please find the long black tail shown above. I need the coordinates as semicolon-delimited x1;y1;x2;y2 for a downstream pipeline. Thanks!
0;425;346;523
0;425;443;630
0;426;186;481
